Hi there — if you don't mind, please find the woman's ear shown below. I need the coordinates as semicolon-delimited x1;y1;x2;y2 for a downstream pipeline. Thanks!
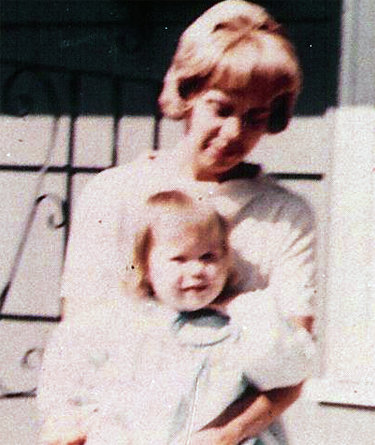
267;93;294;134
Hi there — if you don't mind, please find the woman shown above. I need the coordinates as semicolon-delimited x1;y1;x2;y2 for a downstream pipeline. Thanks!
59;1;315;443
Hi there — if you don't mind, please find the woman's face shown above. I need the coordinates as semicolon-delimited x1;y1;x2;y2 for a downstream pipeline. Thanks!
185;88;271;180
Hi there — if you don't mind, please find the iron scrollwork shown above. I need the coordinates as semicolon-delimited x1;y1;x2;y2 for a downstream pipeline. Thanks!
1;68;63;313
35;194;68;230
0;347;44;399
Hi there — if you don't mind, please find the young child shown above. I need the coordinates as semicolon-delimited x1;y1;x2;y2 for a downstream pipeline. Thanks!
38;190;314;445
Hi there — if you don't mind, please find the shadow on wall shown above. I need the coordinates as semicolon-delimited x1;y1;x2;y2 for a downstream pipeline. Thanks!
0;0;342;117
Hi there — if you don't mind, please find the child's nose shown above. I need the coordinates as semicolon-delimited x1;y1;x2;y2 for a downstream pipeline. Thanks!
188;260;205;277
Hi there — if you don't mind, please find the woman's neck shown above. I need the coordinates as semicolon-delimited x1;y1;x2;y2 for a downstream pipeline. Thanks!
174;139;221;183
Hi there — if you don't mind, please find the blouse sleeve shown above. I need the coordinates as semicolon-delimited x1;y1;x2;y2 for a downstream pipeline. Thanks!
268;190;317;319
227;290;316;392
226;183;317;390
230;182;317;319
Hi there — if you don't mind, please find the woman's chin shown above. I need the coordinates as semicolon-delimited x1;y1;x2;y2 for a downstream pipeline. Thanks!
196;162;238;180
194;154;238;177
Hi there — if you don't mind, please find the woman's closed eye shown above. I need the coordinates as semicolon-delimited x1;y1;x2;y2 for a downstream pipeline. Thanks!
242;109;270;127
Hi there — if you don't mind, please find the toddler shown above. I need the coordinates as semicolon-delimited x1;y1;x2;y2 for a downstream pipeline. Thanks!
38;190;314;445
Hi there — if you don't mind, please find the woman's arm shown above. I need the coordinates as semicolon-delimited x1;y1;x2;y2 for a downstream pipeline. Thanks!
191;383;303;445
191;315;312;445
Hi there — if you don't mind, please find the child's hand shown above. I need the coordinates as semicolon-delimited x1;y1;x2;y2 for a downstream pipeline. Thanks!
39;414;86;445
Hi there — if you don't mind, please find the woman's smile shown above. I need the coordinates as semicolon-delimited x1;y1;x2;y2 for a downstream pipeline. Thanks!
212;143;243;158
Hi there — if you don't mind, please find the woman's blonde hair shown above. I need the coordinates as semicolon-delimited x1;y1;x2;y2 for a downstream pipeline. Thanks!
159;0;302;133
127;190;231;299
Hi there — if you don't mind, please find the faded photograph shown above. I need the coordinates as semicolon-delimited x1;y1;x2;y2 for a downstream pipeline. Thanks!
1;1;374;444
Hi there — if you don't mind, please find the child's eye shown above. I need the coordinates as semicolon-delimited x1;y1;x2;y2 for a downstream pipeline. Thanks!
200;252;217;262
171;256;186;263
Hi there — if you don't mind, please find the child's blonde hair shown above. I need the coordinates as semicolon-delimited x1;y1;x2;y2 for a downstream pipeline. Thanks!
159;0;301;133
127;190;231;298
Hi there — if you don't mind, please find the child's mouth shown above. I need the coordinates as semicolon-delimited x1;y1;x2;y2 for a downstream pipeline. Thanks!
182;285;208;292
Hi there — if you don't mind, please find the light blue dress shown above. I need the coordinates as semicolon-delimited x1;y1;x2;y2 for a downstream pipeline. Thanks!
38;300;314;444
167;308;305;445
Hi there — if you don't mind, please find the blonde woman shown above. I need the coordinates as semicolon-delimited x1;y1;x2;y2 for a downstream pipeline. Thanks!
42;1;315;443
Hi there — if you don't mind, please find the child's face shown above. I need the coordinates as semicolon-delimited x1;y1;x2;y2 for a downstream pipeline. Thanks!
148;216;229;312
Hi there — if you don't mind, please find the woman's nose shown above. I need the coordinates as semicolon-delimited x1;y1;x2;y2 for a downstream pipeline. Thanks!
221;116;241;141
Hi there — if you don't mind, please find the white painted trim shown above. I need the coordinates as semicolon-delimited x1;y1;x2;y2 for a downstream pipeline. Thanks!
315;106;375;407
339;0;375;105
339;0;357;105
311;0;375;409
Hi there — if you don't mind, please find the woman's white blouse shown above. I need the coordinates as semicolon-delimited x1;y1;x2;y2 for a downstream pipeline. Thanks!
61;149;316;320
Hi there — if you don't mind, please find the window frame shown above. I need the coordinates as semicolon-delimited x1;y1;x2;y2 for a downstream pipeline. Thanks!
304;0;375;407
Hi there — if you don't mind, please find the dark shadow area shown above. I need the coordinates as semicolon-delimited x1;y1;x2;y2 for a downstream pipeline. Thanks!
1;0;342;117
